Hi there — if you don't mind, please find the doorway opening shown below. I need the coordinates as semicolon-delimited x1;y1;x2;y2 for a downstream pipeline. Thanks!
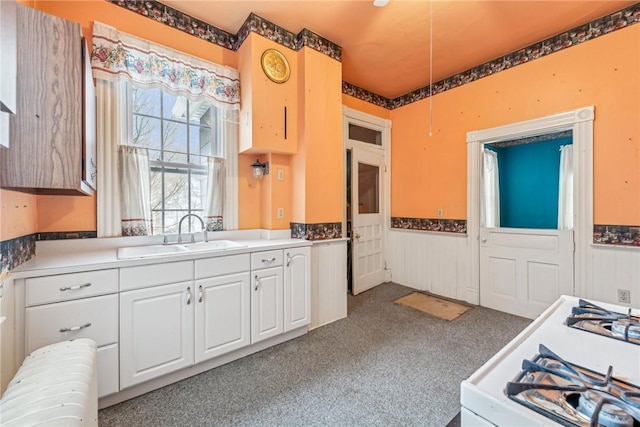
342;107;391;296
467;106;594;318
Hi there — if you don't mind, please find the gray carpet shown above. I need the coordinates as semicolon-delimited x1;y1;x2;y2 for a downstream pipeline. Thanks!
99;282;531;426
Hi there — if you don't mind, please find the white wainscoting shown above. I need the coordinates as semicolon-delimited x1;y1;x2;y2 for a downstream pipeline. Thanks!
310;239;348;330
0;273;16;394
586;245;640;307
389;230;476;304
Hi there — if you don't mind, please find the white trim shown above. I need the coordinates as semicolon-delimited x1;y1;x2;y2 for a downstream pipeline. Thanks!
466;106;594;304
342;106;392;284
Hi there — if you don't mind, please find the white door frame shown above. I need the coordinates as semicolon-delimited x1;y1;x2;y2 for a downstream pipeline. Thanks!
342;106;392;285
466;106;594;305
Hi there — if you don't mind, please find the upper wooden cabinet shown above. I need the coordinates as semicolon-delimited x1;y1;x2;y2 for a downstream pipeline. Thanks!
238;34;298;155
0;5;96;195
0;0;17;116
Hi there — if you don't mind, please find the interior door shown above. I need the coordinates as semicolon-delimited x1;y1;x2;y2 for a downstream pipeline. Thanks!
351;148;385;295
479;227;574;319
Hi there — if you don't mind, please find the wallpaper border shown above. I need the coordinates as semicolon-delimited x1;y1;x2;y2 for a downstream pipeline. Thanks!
290;222;343;241
593;224;640;247
390;217;467;234
0;231;97;274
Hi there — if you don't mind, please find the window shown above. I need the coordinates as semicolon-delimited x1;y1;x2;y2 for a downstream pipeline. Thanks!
127;84;222;235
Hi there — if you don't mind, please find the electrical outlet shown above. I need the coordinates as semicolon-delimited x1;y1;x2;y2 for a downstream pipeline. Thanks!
437;208;443;218
277;208;284;219
618;289;631;304
277;169;284;181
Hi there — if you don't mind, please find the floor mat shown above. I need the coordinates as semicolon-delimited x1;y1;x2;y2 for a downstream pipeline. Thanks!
394;292;471;321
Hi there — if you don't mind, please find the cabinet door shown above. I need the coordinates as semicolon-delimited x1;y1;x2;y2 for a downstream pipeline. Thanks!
2;6;84;193
251;267;283;344
284;247;311;332
195;272;250;364
120;282;194;389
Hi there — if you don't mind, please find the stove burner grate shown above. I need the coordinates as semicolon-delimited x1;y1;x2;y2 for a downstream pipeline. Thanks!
566;300;640;346
505;344;640;427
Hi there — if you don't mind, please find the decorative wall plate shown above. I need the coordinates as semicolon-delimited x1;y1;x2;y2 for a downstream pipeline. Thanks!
261;49;290;83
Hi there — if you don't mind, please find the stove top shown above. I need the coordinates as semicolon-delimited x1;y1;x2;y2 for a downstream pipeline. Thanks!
461;296;640;427
567;299;640;345
506;344;640;427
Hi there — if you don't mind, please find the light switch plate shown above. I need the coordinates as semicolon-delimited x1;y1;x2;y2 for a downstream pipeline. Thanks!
277;208;284;219
277;169;284;181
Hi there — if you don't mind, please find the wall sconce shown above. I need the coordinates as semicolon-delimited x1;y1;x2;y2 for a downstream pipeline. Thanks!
251;159;269;179
373;0;390;6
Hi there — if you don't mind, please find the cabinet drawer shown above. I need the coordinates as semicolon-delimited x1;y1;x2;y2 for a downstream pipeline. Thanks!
120;260;192;291
195;254;250;279
97;344;119;398
26;269;117;306
25;294;118;353
251;250;283;269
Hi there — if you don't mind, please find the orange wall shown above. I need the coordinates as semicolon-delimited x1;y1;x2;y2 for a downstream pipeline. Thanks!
390;25;640;224
342;95;391;119
0;190;38;240
293;47;343;224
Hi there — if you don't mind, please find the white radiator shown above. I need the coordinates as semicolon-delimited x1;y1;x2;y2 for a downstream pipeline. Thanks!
0;338;98;426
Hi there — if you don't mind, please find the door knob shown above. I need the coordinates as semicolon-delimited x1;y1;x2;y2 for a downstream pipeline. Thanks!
480;238;487;243
355;233;361;240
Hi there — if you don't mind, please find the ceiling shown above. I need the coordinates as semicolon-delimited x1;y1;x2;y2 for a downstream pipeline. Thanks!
161;0;636;99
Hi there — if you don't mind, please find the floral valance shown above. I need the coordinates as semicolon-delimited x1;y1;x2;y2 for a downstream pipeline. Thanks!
91;21;240;110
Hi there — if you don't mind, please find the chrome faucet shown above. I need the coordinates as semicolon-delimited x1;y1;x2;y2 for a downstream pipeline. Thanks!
177;213;208;243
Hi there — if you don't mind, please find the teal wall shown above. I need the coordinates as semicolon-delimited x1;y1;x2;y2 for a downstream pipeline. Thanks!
491;137;572;229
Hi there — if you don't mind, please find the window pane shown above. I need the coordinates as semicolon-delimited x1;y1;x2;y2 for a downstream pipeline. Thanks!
150;169;163;212
190;173;207;210
349;123;382;146
163;93;187;122
132;116;161;150
132;86;161;117
189;102;212;125
358;163;379;214
164;211;187;235
163;121;188;157
190;125;214;162
151;211;163;236
164;171;190;210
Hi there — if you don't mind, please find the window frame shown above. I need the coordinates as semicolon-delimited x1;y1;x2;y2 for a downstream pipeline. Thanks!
123;82;238;234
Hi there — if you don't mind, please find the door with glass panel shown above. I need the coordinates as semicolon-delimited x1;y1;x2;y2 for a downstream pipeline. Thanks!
351;148;386;295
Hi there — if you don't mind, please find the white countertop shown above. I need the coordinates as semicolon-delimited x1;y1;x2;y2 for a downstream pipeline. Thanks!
10;230;318;279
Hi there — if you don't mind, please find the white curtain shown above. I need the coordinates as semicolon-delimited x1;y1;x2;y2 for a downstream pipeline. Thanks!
481;148;500;228
205;157;225;231
96;80;127;237
119;146;152;236
221;110;239;230
558;144;574;230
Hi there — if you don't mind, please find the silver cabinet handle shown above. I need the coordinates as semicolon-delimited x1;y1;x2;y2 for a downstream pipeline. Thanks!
186;287;192;305
198;285;203;303
254;275;260;291
60;322;91;333
60;283;92;292
261;257;276;263
286;252;291;267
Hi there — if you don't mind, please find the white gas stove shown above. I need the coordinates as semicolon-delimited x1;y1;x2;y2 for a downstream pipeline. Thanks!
461;295;640;426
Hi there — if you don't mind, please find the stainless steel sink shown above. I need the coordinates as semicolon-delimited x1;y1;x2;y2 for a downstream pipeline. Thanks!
117;240;247;259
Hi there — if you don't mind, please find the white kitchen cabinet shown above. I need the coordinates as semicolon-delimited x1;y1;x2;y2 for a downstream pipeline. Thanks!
195;272;251;363
284;247;311;332
23;270;119;398
251;266;284;344
119;281;194;389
